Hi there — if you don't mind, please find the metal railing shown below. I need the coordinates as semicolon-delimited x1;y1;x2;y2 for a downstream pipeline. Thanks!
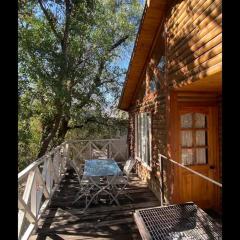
158;153;222;206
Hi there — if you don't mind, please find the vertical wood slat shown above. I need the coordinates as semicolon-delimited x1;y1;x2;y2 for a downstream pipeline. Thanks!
60;148;64;176
35;170;45;218
18;170;36;238
41;157;48;183
53;150;60;181
45;158;52;195
49;153;59;184
35;167;50;199
30;172;37;217
107;141;110;158
109;140;112;158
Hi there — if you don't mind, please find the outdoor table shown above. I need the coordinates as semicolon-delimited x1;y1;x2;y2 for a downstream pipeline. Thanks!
134;202;222;240
83;159;122;211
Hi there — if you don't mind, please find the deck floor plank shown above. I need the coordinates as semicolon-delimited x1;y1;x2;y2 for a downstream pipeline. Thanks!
30;169;160;240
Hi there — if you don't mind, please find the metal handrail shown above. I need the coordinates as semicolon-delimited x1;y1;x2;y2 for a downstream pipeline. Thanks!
158;153;222;205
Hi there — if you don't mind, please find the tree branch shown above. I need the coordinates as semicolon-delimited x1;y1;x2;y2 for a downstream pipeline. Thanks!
67;117;111;130
38;0;62;41
74;35;129;71
109;35;129;51
61;0;72;54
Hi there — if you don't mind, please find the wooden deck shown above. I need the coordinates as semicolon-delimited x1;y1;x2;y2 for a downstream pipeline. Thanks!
29;168;160;240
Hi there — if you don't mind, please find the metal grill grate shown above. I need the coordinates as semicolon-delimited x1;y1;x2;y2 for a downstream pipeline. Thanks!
136;203;222;240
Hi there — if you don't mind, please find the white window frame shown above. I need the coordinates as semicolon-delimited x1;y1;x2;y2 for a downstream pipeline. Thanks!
134;112;152;170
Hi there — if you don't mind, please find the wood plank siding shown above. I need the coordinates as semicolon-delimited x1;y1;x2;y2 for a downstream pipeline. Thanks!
166;0;222;88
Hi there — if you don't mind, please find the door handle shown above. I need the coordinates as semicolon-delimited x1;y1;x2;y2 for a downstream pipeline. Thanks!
210;165;215;169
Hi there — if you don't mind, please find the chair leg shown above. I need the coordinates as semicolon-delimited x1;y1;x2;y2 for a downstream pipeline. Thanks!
110;183;129;204
72;193;84;204
123;192;133;201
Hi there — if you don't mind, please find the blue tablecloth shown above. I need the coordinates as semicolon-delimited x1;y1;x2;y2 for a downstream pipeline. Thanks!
83;159;122;177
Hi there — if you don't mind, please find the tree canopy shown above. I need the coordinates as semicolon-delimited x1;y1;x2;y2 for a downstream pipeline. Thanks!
18;0;143;171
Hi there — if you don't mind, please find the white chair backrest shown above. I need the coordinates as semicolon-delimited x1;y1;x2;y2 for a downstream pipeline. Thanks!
123;158;136;176
69;160;83;184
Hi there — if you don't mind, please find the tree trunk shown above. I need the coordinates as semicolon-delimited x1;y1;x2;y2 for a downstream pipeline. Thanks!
56;117;70;145
37;114;62;158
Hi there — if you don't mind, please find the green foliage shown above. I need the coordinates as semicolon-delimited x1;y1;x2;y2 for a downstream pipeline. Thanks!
18;0;143;171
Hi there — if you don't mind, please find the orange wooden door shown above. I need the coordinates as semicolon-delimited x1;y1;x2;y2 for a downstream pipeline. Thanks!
177;105;220;210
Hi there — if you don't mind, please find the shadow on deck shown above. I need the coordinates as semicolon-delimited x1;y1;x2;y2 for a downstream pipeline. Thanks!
30;168;160;240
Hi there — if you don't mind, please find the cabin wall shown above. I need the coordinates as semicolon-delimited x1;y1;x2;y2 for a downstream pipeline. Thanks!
128;68;169;202
165;0;222;88
128;105;167;202
127;0;222;205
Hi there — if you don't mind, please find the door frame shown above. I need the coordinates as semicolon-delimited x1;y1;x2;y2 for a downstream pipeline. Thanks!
168;91;220;211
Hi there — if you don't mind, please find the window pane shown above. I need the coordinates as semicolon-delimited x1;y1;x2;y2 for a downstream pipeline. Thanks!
195;113;206;128
146;115;149;165
135;113;151;166
181;113;192;128
182;149;193;165
196;130;206;146
141;114;144;160
150;78;156;92
142;114;146;163
196;148;207;164
181;131;193;147
138;115;141;158
148;114;152;166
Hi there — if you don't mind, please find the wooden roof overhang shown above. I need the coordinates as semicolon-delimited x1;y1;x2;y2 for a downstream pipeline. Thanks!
118;0;168;111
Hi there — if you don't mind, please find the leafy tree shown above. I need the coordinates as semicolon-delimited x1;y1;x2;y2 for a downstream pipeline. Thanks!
18;0;142;170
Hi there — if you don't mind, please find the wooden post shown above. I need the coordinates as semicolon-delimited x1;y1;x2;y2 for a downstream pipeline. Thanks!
89;141;92;159
161;155;164;205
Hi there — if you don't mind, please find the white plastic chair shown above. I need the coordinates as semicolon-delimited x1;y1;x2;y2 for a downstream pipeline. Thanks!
107;157;137;203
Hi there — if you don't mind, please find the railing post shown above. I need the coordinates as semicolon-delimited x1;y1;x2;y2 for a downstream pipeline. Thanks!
109;140;112;159
158;154;164;206
89;141;92;159
161;155;164;206
63;143;70;170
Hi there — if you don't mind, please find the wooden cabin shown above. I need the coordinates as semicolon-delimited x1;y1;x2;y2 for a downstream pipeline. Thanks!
118;0;222;213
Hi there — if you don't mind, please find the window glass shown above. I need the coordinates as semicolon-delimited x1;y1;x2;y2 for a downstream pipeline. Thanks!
150;77;156;92
195;113;206;128
182;149;193;166
196;148;207;164
181;112;208;166
135;113;151;166
196;130;206;146
158;56;166;72
181;113;192;128
181;131;193;147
